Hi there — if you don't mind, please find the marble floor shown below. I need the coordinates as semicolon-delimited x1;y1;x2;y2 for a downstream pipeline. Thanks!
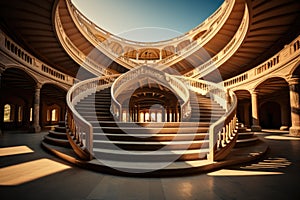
0;129;299;200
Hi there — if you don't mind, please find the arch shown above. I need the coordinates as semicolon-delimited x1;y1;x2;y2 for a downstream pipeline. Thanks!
162;46;175;59
42;81;69;92
290;61;300;77
4;65;39;84
123;46;137;59
176;40;191;52
138;48;160;60
252;76;288;92
254;77;290;130
192;30;207;41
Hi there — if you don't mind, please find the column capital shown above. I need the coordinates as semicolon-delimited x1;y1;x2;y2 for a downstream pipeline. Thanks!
35;82;42;90
287;76;300;86
250;89;259;95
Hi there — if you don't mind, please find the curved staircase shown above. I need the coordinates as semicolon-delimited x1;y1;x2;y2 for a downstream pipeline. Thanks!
61;67;242;174
41;69;268;176
43;121;70;148
74;86;223;163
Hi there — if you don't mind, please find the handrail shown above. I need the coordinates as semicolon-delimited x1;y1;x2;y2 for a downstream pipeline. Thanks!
224;35;300;88
177;77;237;161
177;76;227;109
111;65;191;121
66;74;119;160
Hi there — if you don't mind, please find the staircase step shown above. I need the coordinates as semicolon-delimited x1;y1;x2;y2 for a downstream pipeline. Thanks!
44;135;71;148
93;132;208;142
93;139;209;151
53;126;67;133
94;126;209;134
94;121;211;128
58;121;65;127
93;147;209;162
49;130;68;139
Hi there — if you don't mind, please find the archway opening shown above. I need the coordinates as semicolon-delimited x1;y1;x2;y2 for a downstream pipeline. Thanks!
259;101;281;129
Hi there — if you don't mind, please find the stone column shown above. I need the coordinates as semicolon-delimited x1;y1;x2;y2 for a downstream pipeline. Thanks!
289;77;300;136
32;83;42;133
251;91;261;131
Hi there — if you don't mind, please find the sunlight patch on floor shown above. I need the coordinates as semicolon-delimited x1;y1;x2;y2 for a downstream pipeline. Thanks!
0;145;34;157
0;158;71;186
207;169;283;176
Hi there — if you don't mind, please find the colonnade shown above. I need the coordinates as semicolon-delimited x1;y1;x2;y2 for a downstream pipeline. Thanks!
123;106;181;123
237;76;300;136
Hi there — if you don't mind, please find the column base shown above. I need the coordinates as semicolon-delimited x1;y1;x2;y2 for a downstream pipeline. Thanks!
29;125;41;133
289;126;300;136
280;126;289;131
251;125;261;132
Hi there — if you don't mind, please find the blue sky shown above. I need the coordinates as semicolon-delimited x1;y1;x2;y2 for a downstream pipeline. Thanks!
72;0;224;42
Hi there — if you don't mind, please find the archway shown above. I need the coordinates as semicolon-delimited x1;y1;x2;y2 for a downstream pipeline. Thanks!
41;84;67;127
259;101;281;129
234;90;251;128
0;68;36;131
255;77;290;130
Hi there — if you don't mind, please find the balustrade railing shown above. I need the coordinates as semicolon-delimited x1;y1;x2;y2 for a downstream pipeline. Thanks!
66;0;229;48
111;66;191;121
177;77;237;161
0;31;76;85
156;0;235;69
184;3;249;78
224;35;300;88
64;0;231;68
66;75;119;160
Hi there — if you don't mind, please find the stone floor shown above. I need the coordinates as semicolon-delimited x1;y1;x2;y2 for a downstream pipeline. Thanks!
0;129;299;200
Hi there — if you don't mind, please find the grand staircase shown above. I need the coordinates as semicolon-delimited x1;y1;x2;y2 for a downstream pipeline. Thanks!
40;69;267;176
74;86;227;164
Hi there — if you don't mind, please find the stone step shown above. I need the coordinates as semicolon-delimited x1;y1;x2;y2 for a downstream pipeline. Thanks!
54;126;67;133
93;132;208;142
48;130;68;139
94;121;211;128
44;135;71;148
94;126;209;134
93;139;209;151
93;147;209;162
